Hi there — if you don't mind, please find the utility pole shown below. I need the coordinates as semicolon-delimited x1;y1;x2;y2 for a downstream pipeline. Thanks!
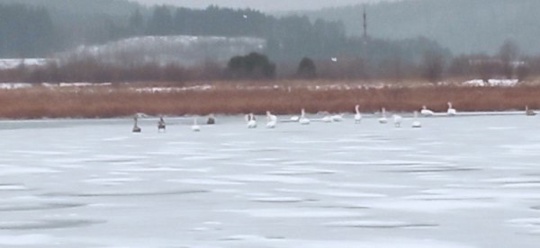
363;5;368;39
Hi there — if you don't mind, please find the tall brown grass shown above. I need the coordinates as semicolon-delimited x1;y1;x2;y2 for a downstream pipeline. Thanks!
0;84;539;119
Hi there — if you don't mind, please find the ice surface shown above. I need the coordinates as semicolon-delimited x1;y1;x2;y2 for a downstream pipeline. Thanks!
0;115;539;247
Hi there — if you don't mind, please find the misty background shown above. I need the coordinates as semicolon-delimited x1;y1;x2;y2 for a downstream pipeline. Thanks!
132;0;392;11
0;0;538;83
0;0;536;56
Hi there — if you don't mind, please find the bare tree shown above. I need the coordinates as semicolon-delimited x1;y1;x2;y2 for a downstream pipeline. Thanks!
498;40;520;79
422;50;445;83
516;64;530;82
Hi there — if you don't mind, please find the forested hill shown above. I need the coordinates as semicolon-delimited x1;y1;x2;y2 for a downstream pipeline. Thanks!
305;0;540;55
0;0;448;67
0;0;139;17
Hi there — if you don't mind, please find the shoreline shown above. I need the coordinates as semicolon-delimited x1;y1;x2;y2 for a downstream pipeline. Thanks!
0;83;539;119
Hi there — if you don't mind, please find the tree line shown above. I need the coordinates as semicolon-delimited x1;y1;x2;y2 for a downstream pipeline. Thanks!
307;0;540;55
1;2;536;84
0;2;447;66
2;41;539;84
0;4;56;57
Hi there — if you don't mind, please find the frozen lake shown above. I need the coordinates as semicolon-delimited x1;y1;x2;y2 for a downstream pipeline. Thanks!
0;114;539;248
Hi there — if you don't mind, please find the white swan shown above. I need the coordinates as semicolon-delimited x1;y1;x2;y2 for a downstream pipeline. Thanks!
331;114;344;122
393;114;402;127
299;108;310;125
378;108;388;124
157;116;166;132
290;115;300;122
354;105;362;124
447;102;457;116
132;116;141;133
420;105;434;117
321;115;333;123
526;106;536;116
192;117;201;132
412;111;422;128
266;111;277;128
246;113;257;128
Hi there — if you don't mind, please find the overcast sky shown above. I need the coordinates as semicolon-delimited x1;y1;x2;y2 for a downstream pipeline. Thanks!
131;0;394;11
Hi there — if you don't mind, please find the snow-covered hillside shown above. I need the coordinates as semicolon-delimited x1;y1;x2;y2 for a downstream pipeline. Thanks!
62;35;266;66
0;58;48;70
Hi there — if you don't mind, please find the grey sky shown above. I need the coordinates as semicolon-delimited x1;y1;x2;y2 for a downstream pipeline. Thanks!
131;0;393;11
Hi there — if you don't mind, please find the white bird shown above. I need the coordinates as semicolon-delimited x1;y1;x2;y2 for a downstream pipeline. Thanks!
246;113;257;128
266;111;277;128
321;115;333;123
412;111;422;128
299;108;310;125
290;115;300;122
420;105;434;117
393;114;402;127
331;114;344;122
331;57;338;62
447;102;457;116
354;105;362;124
378;108;388;124
132;116;141;133
192;117;201;132
525;106;536;116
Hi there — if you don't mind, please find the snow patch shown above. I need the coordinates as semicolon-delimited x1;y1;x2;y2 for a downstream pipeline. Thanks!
0;58;48;70
463;79;518;87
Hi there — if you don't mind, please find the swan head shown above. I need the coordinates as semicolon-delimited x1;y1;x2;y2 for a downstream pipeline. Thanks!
422;105;427;109
447;102;453;108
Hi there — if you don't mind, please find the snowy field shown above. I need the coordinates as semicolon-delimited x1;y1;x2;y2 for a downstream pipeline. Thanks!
1;115;540;248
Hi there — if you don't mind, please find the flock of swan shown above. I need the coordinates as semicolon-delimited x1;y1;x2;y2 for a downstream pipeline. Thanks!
132;102;536;133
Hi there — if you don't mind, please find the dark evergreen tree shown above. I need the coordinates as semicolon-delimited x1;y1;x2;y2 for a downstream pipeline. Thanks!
226;52;276;80
297;57;317;79
128;9;145;36
146;5;173;36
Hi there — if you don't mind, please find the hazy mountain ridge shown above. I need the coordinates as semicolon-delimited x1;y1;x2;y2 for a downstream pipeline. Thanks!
0;0;449;68
305;0;540;55
0;0;140;17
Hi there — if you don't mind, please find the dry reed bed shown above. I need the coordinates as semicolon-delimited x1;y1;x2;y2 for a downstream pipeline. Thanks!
0;85;539;119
